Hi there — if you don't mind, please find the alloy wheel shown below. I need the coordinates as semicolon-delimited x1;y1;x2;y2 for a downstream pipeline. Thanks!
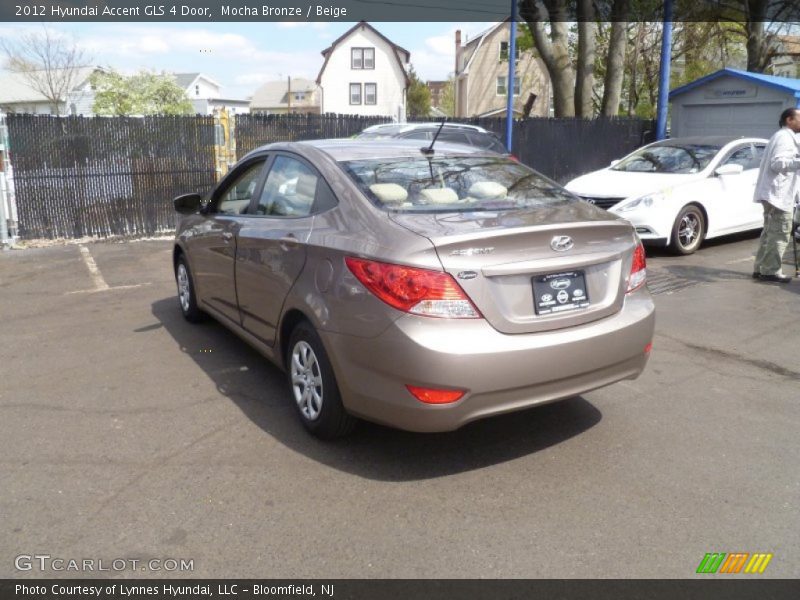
177;263;191;313
291;341;324;421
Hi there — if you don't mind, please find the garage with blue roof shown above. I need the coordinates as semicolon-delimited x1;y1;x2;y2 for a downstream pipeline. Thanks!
669;68;800;138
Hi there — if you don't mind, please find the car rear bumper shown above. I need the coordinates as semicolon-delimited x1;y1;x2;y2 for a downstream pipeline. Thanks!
321;290;655;432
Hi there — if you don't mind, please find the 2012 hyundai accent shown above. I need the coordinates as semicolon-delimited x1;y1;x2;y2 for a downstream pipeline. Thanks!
172;139;655;438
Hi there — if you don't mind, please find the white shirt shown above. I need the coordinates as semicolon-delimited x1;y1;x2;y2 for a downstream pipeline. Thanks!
753;127;800;212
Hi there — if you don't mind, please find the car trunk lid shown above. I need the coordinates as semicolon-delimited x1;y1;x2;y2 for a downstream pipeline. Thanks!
389;204;639;334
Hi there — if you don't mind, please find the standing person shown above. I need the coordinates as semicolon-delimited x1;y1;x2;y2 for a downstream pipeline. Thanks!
753;108;800;283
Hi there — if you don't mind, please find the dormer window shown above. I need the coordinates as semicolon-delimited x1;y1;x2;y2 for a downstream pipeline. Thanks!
352;48;375;70
499;41;520;61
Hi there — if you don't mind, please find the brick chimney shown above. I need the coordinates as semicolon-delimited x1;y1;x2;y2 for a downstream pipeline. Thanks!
455;30;461;75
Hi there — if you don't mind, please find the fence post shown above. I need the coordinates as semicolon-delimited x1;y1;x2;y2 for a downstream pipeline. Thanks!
0;114;18;249
213;108;236;181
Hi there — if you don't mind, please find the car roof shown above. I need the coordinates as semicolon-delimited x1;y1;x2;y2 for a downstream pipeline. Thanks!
361;122;490;134
243;139;494;162
649;135;768;147
304;138;492;161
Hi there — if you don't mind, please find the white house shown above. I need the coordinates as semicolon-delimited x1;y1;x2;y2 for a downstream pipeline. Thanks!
0;66;103;115
316;22;409;120
174;73;250;115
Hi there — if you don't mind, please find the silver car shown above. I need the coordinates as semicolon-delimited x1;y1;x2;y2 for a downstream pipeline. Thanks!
173;140;655;438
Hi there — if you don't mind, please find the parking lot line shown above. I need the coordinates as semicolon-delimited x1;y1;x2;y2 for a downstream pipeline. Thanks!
79;245;109;291
67;245;150;295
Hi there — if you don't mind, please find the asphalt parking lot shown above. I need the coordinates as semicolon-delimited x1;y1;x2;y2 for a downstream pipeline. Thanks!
1;233;798;579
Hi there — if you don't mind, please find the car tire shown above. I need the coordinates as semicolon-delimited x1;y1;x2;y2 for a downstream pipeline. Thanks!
287;321;357;439
175;254;205;323
669;204;705;255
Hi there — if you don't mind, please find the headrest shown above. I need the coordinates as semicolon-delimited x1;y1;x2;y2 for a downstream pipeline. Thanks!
369;183;408;205
419;187;459;204
468;181;507;199
295;173;318;199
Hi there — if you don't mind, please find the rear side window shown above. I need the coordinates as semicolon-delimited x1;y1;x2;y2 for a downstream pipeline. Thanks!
469;132;507;153
437;131;471;145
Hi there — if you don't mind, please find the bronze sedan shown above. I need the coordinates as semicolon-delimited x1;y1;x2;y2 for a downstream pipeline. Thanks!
173;140;655;438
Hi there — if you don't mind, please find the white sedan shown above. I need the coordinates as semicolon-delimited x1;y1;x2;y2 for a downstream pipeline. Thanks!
565;136;768;254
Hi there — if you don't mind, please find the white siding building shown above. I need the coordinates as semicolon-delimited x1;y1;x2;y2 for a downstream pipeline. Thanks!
316;22;409;120
669;68;800;139
0;66;102;116
174;73;250;115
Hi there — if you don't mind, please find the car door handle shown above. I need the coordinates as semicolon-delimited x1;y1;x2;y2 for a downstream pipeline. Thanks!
279;234;299;249
222;231;234;242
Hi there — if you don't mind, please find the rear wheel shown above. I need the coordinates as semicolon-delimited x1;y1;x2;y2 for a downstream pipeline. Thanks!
669;205;705;255
287;322;356;439
175;254;204;323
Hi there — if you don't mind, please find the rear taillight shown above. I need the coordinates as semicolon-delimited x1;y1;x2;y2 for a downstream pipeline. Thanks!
626;242;647;293
345;257;482;319
406;385;465;404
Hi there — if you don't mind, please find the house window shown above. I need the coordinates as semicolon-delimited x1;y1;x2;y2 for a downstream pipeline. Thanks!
352;48;363;69
294;93;304;101
195;85;199;96
364;83;377;105
496;75;520;96
499;41;521;61
363;48;375;69
351;47;375;69
350;83;362;105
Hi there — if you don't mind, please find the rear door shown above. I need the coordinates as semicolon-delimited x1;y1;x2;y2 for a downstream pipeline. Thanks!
235;153;337;345
190;157;268;325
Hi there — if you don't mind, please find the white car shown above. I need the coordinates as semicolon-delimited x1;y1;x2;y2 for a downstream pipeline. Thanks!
565;136;768;254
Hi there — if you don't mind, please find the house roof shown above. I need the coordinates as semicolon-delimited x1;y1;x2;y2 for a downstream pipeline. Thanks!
776;35;800;57
457;21;509;76
250;78;319;109
173;72;221;91
316;21;410;86
669;67;800;100
0;66;99;104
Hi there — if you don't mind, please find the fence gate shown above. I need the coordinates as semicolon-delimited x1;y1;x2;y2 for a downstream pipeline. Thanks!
213;108;237;181
0;114;19;248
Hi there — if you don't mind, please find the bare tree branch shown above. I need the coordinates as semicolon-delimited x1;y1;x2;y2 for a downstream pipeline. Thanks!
1;26;91;115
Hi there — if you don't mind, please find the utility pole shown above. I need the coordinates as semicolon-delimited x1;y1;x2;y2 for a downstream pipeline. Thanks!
505;0;518;152
287;75;292;114
656;0;674;140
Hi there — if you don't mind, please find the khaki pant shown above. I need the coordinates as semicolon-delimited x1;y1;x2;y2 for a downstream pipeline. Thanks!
753;201;793;276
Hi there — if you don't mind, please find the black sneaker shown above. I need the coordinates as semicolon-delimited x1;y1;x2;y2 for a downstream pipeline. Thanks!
759;274;791;283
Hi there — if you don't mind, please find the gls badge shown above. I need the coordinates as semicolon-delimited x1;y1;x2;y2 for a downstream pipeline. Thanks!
550;235;574;252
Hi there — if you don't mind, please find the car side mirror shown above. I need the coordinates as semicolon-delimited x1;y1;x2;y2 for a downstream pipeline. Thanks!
609;159;620;167
173;193;203;215
714;164;744;177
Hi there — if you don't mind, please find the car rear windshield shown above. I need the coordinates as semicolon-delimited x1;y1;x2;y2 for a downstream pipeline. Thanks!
611;144;721;173
340;156;577;212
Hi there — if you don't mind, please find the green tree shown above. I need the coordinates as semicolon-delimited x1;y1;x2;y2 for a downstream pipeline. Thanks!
91;69;193;116
406;65;431;118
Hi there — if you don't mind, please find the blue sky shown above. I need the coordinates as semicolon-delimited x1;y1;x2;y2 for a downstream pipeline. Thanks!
0;21;496;99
